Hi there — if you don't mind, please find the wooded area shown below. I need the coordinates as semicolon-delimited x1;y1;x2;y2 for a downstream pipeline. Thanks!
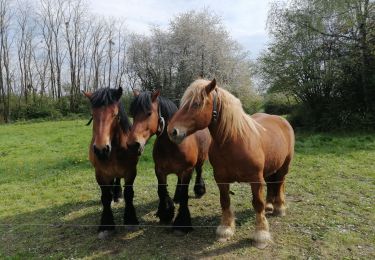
0;0;374;130
259;0;375;129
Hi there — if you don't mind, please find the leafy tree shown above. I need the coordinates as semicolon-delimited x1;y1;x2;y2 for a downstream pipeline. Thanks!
259;0;375;129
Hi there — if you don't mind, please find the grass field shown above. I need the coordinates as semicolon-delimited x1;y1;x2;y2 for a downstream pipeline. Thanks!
0;120;374;259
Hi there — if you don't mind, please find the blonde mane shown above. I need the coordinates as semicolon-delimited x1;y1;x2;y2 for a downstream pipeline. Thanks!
181;79;260;142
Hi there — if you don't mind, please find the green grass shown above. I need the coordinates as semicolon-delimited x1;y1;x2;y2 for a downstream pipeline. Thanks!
0;120;374;259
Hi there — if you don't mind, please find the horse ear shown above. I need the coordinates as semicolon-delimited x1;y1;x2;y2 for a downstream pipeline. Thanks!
151;89;160;102
133;89;140;97
82;90;92;99
115;87;123;101
205;78;216;94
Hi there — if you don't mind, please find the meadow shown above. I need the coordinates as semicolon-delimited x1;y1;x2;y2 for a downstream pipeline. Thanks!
0;120;374;259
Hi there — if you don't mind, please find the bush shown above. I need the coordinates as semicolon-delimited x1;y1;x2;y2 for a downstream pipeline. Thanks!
264;93;296;115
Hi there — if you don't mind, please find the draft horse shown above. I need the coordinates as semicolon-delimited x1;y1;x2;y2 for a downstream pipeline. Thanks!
168;79;295;248
127;90;211;234
84;87;140;239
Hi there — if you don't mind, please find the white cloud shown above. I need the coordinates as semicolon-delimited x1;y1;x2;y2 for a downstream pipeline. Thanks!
89;0;272;59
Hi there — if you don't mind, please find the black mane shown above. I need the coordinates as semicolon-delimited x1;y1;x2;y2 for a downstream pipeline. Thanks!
89;88;132;133
130;91;178;121
90;88;121;108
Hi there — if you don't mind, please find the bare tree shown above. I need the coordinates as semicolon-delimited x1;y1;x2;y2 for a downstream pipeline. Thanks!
0;0;13;122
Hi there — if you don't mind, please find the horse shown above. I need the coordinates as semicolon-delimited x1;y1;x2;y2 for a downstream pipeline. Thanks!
167;79;295;248
127;89;211;234
83;87;140;239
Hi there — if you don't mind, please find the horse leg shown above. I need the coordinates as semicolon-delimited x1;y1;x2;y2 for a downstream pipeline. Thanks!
265;174;277;214
113;177;123;203
156;170;175;224
173;170;193;234
216;183;235;242
265;160;290;216
272;161;290;217
96;174;115;239
193;164;206;198
250;181;272;249
123;168;139;229
173;175;182;203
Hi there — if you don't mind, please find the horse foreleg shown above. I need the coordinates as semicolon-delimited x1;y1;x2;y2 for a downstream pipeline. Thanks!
113;177;123;203
173;175;182;203
250;181;272;249
216;183;235;242
193;164;206;198
173;171;193;234
156;170;175;224
123;168;139;229
96;174;115;239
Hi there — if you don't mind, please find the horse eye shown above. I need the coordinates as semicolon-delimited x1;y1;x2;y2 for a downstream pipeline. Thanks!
147;111;152;117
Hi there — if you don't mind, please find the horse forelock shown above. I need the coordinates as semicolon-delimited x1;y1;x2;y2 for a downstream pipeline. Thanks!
130;91;178;121
180;79;210;110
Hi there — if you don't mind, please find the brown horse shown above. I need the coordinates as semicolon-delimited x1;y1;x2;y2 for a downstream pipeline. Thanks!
84;87;140;239
127;90;211;234
168;79;295;248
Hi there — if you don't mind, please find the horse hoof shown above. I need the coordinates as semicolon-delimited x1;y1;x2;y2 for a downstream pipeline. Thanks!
216;225;234;242
194;186;206;198
265;203;274;214
253;240;269;249
173;196;180;204
173;229;188;236
125;225;139;231
273;206;286;217
98;230;114;240
252;230;271;249
112;198;123;204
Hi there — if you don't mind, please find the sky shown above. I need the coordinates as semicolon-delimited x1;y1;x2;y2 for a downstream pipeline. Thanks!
90;0;273;60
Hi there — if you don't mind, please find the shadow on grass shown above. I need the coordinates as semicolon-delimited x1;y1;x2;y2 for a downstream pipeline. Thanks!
0;198;255;258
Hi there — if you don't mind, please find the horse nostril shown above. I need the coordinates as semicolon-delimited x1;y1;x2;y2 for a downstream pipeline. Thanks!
172;128;178;137
105;145;110;152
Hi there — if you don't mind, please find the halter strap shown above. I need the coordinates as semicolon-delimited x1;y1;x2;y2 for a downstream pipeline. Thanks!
212;90;218;123
157;103;165;137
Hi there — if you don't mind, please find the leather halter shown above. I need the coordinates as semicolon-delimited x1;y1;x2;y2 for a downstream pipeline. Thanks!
212;90;219;123
157;103;165;136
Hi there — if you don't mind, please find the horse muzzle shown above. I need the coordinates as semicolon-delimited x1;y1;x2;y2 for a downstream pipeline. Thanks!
93;144;111;161
128;141;145;156
168;127;186;144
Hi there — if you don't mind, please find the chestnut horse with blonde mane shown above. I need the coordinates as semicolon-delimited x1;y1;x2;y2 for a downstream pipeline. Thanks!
127;90;211;234
84;87;140;239
168;79;294;248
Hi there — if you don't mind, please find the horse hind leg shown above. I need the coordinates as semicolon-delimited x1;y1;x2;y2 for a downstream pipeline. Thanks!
266;161;290;217
193;164;206;198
